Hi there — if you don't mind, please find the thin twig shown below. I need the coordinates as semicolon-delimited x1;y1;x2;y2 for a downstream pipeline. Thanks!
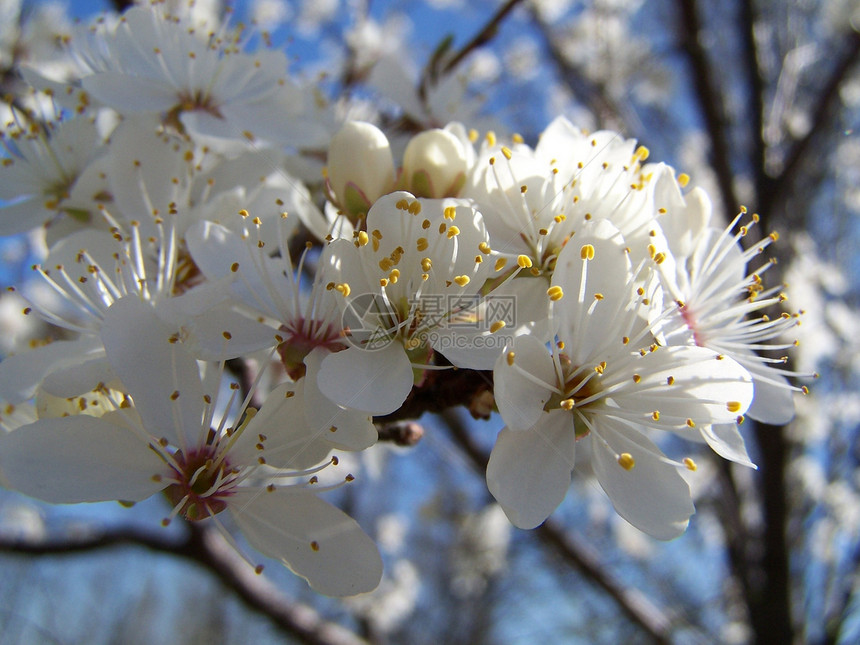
440;409;682;644
0;524;368;645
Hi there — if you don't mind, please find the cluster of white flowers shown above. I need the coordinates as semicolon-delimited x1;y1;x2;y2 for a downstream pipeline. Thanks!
0;2;809;595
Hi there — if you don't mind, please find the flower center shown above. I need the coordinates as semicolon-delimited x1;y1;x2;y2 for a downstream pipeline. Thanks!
164;445;235;521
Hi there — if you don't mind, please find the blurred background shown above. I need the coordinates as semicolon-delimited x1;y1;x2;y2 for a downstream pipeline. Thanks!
0;0;858;643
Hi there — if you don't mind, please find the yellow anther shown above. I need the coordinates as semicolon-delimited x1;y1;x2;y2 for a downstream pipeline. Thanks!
421;257;432;272
512;133;524;144
683;457;698;472
490;320;506;333
769;231;780;242
667;376;675;385
416;237;429;251
506;351;515;366
651;410;660;421
468;129;479;143
617;453;636;470
678;173;690;187
560;398;575;410
594;293;604;300
634;145;650;161
580;244;595;260
517;255;533;268
395;199;409;210
447;225;461;238
444;206;457;220
379;278;389;287
686;418;696;427
357;231;369;246
632;374;641;383
547;286;564;301
335;283;351;297
654;252;666;265
408;201;422;215
389;269;400;284
231;262;240;272
478;241;492;254
486;131;497;147
494;257;507;272
453;275;470;287
379;257;393;271
238;209;249;218
727;401;742;413
622;336;630;345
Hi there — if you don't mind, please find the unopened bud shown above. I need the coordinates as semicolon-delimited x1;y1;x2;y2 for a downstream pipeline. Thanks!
326;121;396;219
402;128;468;198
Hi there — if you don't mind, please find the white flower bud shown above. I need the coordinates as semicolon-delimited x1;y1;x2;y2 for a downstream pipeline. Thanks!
326;121;396;219
402;128;468;198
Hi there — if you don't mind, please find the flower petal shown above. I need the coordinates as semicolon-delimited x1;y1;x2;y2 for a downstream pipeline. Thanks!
701;423;756;468
316;343;413;415
591;420;694;540
229;488;383;596
0;415;167;503
493;334;557;431
101;297;203;447
487;411;576;529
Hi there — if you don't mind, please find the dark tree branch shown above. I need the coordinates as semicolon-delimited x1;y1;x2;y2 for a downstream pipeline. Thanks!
760;29;860;225
676;0;740;217
440;410;687;645
0;524;368;645
739;0;767;203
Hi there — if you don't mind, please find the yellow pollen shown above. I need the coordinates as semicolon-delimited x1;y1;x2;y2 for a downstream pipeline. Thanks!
617;453;636;470
683;457;698;471
490;321;506;333
580;244;595;260
517;255;533;268
547;286;564;301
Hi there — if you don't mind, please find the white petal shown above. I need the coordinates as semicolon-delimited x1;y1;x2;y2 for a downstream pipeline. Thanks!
182;306;278;360
493;334;556;431
39;355;115;398
82;72;179;112
0;336;103;404
317;343;413;415
302;348;377;452
610;345;754;428
701;424;756;468
746;373;796;425
0;416;167;503
231;381;331;471
591;420;694;540
101;297;203;447
229;488;383;596
486;411;576;529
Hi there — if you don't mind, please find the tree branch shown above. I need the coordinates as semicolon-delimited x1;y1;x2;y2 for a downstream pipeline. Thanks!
440;410;685;644
0;524;368;645
675;0;740;217
760;29;860;225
